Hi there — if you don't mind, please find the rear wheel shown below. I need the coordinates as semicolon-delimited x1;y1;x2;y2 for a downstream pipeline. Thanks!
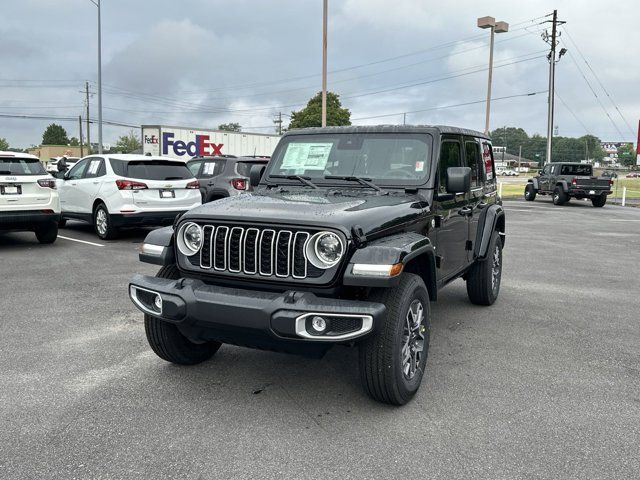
93;202;118;240
552;186;568;205
359;273;430;405
524;184;537;201
145;265;222;365
35;222;58;244
592;195;607;207
466;230;502;306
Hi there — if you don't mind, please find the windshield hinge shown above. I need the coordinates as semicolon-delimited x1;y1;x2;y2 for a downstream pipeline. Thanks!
351;225;368;248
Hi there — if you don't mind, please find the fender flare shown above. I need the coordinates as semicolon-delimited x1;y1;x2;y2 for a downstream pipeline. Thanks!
343;232;437;299
556;180;569;193
139;226;175;266
473;204;505;260
529;178;539;190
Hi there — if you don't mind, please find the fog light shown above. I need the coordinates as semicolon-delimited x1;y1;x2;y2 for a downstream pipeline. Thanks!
154;295;162;311
311;316;327;333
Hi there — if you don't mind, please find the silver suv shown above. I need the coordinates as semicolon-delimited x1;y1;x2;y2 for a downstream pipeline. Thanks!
186;156;269;203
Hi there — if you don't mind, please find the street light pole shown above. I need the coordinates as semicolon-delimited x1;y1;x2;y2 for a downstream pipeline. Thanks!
321;0;328;127
478;16;509;135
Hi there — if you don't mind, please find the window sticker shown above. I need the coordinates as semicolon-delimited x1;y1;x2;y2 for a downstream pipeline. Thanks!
482;143;493;180
87;160;100;175
203;162;217;175
415;161;425;172
281;143;333;172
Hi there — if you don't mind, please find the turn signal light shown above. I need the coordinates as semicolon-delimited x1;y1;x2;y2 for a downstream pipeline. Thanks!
231;178;248;190
186;180;200;189
116;179;148;190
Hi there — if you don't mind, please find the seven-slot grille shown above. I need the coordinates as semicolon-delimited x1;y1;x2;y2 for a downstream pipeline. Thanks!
195;224;321;279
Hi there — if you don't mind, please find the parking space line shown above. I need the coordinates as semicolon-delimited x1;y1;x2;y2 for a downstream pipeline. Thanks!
58;235;105;247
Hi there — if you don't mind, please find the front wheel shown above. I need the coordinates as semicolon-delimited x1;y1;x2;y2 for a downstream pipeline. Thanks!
93;203;118;240
145;265;222;365
466;230;503;306
524;184;537;201
359;273;431;405
592;195;607;207
35;222;58;244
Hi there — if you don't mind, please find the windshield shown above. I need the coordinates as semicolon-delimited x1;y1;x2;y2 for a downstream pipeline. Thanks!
110;159;193;180
237;161;267;176
0;158;47;175
267;133;432;185
560;164;592;176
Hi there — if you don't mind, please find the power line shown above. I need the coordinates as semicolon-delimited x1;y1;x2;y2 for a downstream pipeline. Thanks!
555;91;592;135
561;26;635;137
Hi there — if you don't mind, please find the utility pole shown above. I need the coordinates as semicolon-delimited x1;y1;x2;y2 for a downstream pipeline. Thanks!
274;112;283;135
79;115;84;157
85;81;91;154
321;0;328;127
403;113;406;125
97;0;103;154
518;145;522;172
542;10;567;165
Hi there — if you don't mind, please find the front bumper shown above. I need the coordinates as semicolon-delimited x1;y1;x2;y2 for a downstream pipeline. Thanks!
129;274;386;352
0;210;60;230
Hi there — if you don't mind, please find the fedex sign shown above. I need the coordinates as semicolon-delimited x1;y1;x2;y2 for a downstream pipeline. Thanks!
162;132;223;157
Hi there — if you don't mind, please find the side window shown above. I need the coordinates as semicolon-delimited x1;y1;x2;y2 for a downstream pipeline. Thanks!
67;159;89;180
464;140;483;187
187;160;203;177
438;140;462;192
542;164;552;175
84;158;104;179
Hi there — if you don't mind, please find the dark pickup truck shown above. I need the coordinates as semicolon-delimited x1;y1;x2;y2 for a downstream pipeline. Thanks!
524;162;612;207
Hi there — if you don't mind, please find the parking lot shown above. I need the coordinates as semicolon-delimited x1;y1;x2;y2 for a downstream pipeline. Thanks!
1;198;639;479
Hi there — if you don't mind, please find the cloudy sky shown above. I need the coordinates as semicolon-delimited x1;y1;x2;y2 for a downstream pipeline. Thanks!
1;0;638;148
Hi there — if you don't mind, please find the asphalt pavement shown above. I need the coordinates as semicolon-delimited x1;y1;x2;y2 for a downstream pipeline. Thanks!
1;198;639;479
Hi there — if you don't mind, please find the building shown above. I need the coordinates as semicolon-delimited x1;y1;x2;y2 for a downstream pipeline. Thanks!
27;145;86;163
492;146;538;171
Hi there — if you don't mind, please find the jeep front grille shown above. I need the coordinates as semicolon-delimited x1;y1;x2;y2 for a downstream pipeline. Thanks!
195;224;321;279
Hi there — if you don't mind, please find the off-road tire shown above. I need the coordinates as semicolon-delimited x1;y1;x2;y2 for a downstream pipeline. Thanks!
466;230;502;306
552;186;567;205
359;273;430;406
144;264;222;365
35;222;58;244
524;183;537;201
592;195;607;207
93;202;118;240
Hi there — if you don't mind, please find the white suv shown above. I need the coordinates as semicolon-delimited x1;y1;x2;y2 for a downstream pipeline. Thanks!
0;151;60;243
57;154;202;239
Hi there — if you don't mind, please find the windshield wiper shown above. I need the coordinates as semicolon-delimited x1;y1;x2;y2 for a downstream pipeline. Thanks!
270;174;319;189
324;175;385;193
0;170;13;174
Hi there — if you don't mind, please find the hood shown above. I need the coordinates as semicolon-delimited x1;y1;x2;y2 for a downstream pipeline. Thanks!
182;188;429;237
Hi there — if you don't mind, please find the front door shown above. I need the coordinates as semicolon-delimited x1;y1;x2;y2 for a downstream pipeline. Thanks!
58;158;89;214
539;163;554;192
463;137;486;261
434;138;468;281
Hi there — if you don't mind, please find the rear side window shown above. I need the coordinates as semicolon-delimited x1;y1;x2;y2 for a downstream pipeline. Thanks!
236;161;267;177
438;140;462;192
110;159;192;180
0;157;46;175
481;142;495;181
201;160;225;178
560;164;592;176
187;160;203;177
464;140;483;187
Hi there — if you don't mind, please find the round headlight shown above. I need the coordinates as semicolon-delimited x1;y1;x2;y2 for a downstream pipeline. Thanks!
306;231;344;269
177;222;202;256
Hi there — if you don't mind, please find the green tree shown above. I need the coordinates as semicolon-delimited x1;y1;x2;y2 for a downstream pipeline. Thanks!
617;143;636;166
489;127;529;156
218;123;242;132
115;130;142;153
69;137;80;146
0;137;9;150
42;123;69;145
289;91;351;129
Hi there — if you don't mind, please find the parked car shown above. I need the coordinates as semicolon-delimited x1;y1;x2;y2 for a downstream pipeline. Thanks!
601;170;618;179
129;125;506;405
186;156;270;203
57;154;201;239
46;156;80;174
499;169;518;176
0;151;60;243
524;162;612;207
626;172;639;178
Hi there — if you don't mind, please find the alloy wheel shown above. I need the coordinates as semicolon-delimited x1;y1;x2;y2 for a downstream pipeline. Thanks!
401;299;425;380
491;244;501;294
96;209;107;236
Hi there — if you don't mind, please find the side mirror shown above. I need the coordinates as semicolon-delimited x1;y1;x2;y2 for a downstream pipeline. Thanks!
445;167;471;194
249;164;266;187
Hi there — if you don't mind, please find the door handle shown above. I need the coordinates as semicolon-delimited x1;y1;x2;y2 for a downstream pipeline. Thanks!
476;201;488;210
458;206;473;217
93;181;100;184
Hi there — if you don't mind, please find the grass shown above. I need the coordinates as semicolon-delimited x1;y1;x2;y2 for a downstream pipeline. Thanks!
497;177;640;200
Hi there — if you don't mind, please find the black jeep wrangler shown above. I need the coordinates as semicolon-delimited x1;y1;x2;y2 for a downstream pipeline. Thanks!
524;162;612;207
129;126;506;405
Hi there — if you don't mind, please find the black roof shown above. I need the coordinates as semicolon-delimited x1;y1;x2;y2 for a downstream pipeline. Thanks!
283;124;490;140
